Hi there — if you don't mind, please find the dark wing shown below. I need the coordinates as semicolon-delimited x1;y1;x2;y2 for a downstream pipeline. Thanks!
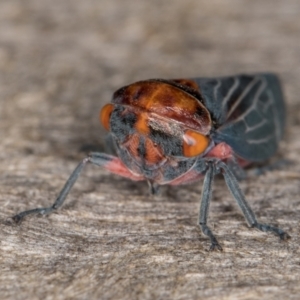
193;74;285;162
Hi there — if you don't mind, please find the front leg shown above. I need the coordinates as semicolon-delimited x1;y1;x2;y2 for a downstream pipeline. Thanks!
218;160;290;240
12;152;144;223
198;161;223;251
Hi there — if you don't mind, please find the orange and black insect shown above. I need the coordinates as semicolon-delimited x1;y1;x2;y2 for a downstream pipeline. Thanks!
13;73;290;250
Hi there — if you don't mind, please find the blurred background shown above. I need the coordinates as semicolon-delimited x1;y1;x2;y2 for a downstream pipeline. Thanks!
1;0;300;299
1;0;299;158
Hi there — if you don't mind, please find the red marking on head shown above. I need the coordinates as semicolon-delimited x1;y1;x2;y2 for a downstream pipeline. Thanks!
123;133;165;166
144;137;164;165
135;112;150;135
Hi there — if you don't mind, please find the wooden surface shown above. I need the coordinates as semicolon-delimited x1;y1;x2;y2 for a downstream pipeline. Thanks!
1;0;300;299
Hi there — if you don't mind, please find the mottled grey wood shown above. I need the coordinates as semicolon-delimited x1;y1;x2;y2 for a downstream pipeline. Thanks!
1;0;300;299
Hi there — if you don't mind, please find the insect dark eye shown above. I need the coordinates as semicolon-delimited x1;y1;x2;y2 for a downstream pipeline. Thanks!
182;129;209;157
100;104;114;131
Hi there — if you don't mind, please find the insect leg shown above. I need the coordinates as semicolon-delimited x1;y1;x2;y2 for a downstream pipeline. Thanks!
226;157;247;181
147;181;160;195
218;161;290;240
198;162;223;251
12;153;141;224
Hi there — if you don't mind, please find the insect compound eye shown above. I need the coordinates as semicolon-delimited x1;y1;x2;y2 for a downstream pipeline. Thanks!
100;104;115;131
182;129;209;157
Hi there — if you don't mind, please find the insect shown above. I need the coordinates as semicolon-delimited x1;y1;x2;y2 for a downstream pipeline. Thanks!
13;73;290;250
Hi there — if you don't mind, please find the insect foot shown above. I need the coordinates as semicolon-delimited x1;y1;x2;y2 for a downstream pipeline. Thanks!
252;222;291;240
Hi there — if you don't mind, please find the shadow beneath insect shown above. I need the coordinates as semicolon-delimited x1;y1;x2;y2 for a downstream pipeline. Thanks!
246;158;293;177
